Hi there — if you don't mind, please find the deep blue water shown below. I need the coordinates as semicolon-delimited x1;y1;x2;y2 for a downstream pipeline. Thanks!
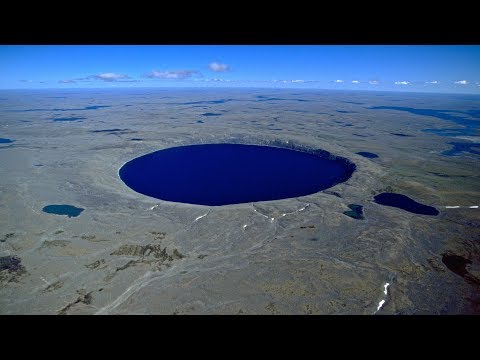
369;106;480;137
391;133;414;137
356;151;378;159
202;113;222;117
91;128;125;133
342;101;365;105
119;144;355;206
169;99;232;105
83;105;110;110
91;129;134;135
196;120;204;124
370;105;480;157
42;204;84;217
0;138;14;143
422;128;478;137
53;116;85;122
256;96;311;102
441;142;480;156
336;110;357;114
373;193;439;215
334;121;353;127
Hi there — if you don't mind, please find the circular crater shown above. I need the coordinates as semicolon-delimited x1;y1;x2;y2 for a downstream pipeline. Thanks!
119;143;355;206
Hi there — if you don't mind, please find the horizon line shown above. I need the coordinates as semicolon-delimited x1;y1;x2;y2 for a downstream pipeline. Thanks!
1;86;480;96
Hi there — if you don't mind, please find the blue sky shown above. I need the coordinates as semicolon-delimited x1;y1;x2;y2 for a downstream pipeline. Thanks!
1;45;479;93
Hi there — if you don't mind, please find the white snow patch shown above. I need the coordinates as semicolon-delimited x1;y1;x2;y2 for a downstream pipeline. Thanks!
194;212;209;222
376;300;386;312
374;282;390;314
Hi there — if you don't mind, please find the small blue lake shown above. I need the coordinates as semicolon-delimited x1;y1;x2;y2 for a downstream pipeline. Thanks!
342;101;365;105
374;193;439;216
391;133;414;137
343;204;364;220
119;144;355;206
53;116;86;122
356;151;378;159
91;128;125;133
42;204;84;217
256;95;311;102
169;99;232;105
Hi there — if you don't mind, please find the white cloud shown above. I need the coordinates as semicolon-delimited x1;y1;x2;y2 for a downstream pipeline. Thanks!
272;79;321;84
209;62;229;72
351;80;360;84
395;81;410;85
426;80;439;84
454;80;468;85
92;73;129;82
368;80;379;85
20;79;47;84
334;79;344;83
209;78;227;82
59;79;76;84
146;70;199;79
195;78;234;82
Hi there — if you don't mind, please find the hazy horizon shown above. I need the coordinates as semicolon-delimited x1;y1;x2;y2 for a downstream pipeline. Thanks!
1;45;479;94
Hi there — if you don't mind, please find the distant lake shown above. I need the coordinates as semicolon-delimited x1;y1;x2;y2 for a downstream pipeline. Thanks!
53;116;85;122
442;142;480;156
370;106;480;138
391;133;414;137
370;105;480;157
